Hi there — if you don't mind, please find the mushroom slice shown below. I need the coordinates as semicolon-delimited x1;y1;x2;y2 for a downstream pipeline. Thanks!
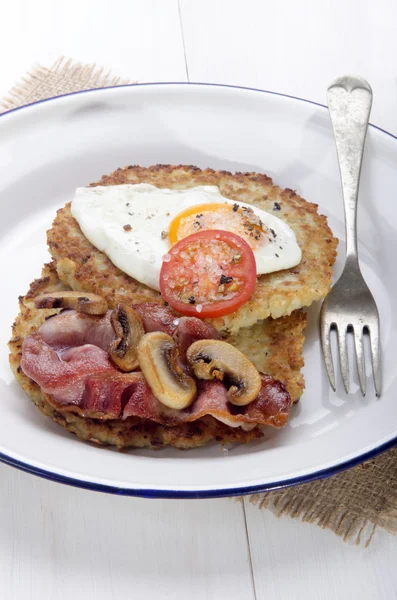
109;304;145;372
35;291;107;315
137;332;197;410
186;339;262;406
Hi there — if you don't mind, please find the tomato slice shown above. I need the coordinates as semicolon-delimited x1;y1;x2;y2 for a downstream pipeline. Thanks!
159;230;257;318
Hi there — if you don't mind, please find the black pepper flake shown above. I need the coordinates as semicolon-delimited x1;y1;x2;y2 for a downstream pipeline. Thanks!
270;228;277;238
123;224;132;231
196;213;203;218
128;212;134;216
126;202;130;206
188;296;196;304
275;253;279;258
192;281;199;285
273;202;281;211
279;246;283;250
164;301;169;307
161;230;168;239
220;274;233;285
232;203;239;212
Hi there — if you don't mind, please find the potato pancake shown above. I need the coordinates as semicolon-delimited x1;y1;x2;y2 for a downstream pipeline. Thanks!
9;262;306;449
48;165;337;334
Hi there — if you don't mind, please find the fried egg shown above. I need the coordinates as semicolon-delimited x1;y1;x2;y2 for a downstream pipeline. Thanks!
71;183;302;291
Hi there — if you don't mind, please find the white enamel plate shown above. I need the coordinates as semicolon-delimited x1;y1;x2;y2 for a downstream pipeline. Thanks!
0;84;396;497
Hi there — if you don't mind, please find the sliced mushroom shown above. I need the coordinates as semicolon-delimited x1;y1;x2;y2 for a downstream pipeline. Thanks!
186;339;261;406
109;304;145;372
34;291;107;315
137;332;197;410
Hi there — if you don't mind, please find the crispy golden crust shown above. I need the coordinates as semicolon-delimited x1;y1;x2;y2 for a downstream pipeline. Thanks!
225;312;306;403
9;263;305;449
47;164;337;334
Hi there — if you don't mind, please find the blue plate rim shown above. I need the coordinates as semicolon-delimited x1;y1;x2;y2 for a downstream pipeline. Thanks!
1;81;396;498
0;435;396;498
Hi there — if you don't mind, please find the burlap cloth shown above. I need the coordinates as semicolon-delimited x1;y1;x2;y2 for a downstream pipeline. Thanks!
2;57;397;546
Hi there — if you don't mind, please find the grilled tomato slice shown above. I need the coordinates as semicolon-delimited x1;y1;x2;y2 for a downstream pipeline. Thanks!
159;230;256;318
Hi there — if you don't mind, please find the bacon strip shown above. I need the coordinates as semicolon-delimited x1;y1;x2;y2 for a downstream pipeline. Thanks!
21;333;291;427
38;310;115;351
132;302;179;336
173;316;220;362
38;304;220;359
21;333;115;405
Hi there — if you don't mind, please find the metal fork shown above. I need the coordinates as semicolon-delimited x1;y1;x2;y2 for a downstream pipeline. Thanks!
320;75;381;397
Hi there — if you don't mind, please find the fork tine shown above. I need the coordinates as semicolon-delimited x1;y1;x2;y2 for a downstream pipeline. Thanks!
353;327;366;396
368;321;381;397
320;320;336;391
336;327;349;393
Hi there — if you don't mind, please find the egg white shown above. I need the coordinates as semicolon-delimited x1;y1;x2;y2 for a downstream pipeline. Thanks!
71;183;302;291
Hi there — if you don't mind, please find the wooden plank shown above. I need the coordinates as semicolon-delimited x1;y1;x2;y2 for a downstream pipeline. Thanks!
244;497;397;600
0;463;255;600
0;3;254;598
179;3;397;596
179;0;397;135
0;0;187;99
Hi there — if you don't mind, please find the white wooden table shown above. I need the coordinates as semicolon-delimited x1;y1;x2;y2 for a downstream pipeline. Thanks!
1;2;396;598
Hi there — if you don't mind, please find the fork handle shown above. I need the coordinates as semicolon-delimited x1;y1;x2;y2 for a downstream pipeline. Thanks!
327;76;372;263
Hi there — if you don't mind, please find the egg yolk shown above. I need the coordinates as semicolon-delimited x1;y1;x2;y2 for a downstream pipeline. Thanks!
168;203;270;249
